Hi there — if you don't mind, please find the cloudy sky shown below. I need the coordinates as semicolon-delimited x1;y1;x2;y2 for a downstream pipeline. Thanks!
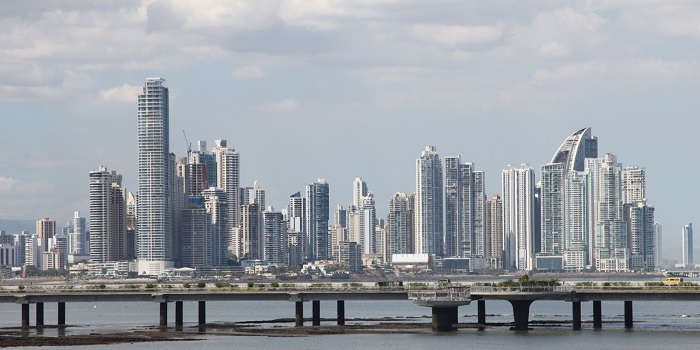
1;1;699;260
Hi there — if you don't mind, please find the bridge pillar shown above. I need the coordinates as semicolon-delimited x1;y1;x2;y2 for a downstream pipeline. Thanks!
21;303;30;328
175;301;183;329
572;301;581;330
337;300;345;326
58;302;66;326
198;301;206;326
624;301;633;328
477;300;486;324
36;302;44;327
159;301;168;329
432;306;458;331
508;300;534;331
312;300;321;326
593;301;602;329
295;301;304;327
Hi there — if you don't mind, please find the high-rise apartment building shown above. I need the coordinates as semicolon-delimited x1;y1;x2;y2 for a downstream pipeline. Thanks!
595;153;629;272
69;211;87;256
415;146;443;255
682;223;693;267
358;193;376;254
502;165;536;271
203;187;229;266
625;201;655;271
136;78;172;274
387;192;413;263
334;205;347;228
654;222;663;267
263;208;286;264
89;166;127;264
213;139;240;256
36;218;56;253
540;128;597;268
444;157;486;258
484;193;503;270
306;180;330;260
241;203;262;260
353;177;368;209
621;167;645;204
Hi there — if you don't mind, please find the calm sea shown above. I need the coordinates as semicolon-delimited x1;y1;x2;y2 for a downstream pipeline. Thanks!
3;296;700;350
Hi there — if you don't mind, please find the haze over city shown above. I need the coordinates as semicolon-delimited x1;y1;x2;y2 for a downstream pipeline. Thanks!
1;1;700;262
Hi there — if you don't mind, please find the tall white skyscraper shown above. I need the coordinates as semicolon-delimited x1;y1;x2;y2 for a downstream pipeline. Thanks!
352;177;368;209
89;166;127;264
69;211;87;256
621;167;646;204
415;146;443;255
682;223;693;267
358;192;376;254
136;78;172;274
502;165;536;271
213;139;240;255
540;128;598;267
594;153;628;272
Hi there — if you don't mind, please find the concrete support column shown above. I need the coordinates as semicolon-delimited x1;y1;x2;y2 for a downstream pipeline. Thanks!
312;300;321;326
159;302;168;328
572;301;581;330
337;300;345;326
593;301;602;329
295;301;304;327
58;302;66;326
477;300;486;324
175;301;183;329
36;302;44;327
624;301;633;329
198;301;206;326
508;300;534;331
431;307;458;331
21;303;30;328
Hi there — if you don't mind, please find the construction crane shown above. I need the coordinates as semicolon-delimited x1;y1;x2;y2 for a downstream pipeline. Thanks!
182;130;192;155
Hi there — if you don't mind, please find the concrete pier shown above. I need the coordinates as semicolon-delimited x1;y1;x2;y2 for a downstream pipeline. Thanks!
21;303;29;328
36;302;44;327
198;301;206;326
295;301;304;327
624;301;633;328
337;300;345;326
508;300;534;331
572;301;581;330
175;301;183;329
593;301;602;329
431;306;458;331
312;300;321;326
159;302;168;328
58;302;66;326
477;300;486;324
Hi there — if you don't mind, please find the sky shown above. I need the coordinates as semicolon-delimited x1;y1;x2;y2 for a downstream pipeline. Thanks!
1;1;699;262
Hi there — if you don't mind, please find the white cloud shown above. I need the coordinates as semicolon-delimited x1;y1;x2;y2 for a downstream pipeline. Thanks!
259;98;299;112
232;65;266;79
539;40;571;57
0;177;53;195
99;84;141;103
412;23;506;47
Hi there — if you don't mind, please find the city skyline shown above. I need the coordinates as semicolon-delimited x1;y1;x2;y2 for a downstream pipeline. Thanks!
2;2;700;262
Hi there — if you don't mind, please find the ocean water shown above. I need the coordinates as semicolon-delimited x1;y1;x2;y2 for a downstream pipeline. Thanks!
3;298;700;349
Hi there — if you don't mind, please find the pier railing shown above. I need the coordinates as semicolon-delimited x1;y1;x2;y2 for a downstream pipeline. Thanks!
470;286;574;293
408;287;471;301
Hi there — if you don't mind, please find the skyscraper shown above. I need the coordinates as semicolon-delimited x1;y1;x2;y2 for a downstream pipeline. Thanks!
654;222;663;267
358;192;376;254
444;157;486;258
540;128;598;266
69;211;87;256
213;140;240;256
136;78;172;274
625;201;655;271
621;167;646;204
484;193;503;270
89;166;127;264
682;223;693;267
353;177;368;209
595;153;628;272
387;192;413;262
502;165;536;271
415;146;443;255
306;180;330;261
263;208;286;264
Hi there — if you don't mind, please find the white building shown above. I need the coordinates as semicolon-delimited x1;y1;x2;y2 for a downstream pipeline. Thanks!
213;139;240;258
136;78;173;275
594;153;629;272
682;223;693;267
502;164;536;271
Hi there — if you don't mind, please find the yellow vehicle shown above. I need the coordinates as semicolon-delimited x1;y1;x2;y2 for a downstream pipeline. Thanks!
664;277;683;285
